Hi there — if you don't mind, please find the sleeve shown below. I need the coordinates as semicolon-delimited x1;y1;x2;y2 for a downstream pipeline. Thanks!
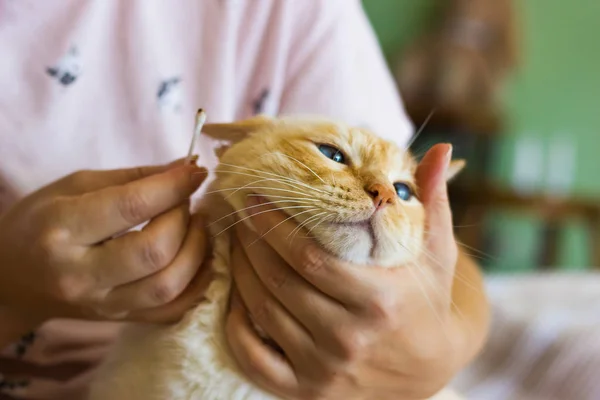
278;0;414;147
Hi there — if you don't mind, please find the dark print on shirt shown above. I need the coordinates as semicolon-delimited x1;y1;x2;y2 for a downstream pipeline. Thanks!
46;46;81;86
252;88;270;115
157;77;182;112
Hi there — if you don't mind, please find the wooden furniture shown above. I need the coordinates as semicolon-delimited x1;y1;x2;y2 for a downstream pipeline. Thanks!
449;182;600;269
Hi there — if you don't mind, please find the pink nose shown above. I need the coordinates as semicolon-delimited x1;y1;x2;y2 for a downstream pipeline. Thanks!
366;183;396;210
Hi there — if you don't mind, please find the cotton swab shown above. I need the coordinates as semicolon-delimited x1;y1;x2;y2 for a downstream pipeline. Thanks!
186;108;207;164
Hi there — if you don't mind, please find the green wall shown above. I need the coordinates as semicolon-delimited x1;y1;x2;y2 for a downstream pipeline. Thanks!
362;0;600;270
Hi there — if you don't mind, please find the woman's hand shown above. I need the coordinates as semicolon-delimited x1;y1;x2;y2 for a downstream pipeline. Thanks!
226;144;488;400
0;159;209;329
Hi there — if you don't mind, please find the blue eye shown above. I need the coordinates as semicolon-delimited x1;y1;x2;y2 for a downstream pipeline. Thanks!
393;182;413;201
318;144;345;164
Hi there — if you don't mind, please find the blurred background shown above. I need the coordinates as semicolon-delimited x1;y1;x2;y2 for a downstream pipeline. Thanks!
362;0;599;273
361;1;600;398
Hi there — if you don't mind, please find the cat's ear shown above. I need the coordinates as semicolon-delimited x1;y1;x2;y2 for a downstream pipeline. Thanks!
202;115;274;158
202;115;273;144
445;159;466;182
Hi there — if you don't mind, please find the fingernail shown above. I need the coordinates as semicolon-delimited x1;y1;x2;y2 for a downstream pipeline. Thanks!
445;144;453;168
191;167;208;186
188;155;199;164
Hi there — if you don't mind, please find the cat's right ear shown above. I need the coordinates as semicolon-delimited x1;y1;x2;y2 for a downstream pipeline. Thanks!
446;159;466;182
202;115;274;158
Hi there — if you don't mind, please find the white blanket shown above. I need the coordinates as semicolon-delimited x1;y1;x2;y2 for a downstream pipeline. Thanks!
451;272;600;400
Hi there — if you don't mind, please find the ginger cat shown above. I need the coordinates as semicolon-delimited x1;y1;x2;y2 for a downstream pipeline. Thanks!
89;115;465;400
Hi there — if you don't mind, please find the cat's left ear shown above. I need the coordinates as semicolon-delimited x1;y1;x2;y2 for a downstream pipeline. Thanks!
446;159;466;182
202;114;274;158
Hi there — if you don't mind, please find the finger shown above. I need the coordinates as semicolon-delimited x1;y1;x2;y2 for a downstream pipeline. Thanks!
33;343;112;367
39;320;122;346
88;203;190;287
23;321;119;366
63;165;207;244
231;233;313;363
2;321;121;362
128;256;214;324
244;197;378;306
225;289;298;398
99;213;208;316
415;144;458;272
235;221;343;335
58;156;199;196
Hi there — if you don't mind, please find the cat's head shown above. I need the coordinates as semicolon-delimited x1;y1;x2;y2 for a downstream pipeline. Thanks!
203;115;464;267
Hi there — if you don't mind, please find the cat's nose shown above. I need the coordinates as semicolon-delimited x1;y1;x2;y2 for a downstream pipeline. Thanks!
366;183;396;210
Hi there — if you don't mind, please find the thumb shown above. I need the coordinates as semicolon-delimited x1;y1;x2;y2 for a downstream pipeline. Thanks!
415;144;457;269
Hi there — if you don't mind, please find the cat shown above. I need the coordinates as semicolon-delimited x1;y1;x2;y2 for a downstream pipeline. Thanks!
89;115;466;400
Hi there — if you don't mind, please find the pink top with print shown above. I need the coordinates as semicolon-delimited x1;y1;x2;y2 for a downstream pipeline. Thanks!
0;0;412;397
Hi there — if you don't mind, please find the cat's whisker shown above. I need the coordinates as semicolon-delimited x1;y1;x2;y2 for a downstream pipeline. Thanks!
398;241;471;330
249;208;320;247
405;108;436;151
223;178;275;200
286;212;328;242
287;213;322;240
398;241;450;299
412;241;483;293
261;152;326;184
408;260;473;340
423;229;498;263
212;205;316;238
452;251;488;263
212;169;323;196
393;202;477;286
403;262;452;343
409;146;430;161
247;194;318;203
203;186;318;199
299;213;335;240
217;162;329;194
208;199;318;227
456;240;498;262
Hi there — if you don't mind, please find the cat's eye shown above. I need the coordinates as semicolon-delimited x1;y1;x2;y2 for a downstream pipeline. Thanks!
318;144;345;164
393;182;413;201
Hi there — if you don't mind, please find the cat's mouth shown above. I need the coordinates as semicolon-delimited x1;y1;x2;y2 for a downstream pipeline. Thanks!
328;218;378;255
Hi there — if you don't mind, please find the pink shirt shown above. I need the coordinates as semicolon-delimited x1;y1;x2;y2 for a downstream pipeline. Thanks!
0;0;412;397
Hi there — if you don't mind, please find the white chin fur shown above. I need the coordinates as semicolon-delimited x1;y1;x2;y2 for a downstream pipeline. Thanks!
312;225;373;265
309;221;418;267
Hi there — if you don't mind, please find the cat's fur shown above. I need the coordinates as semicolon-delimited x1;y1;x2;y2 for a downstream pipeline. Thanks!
89;116;465;400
